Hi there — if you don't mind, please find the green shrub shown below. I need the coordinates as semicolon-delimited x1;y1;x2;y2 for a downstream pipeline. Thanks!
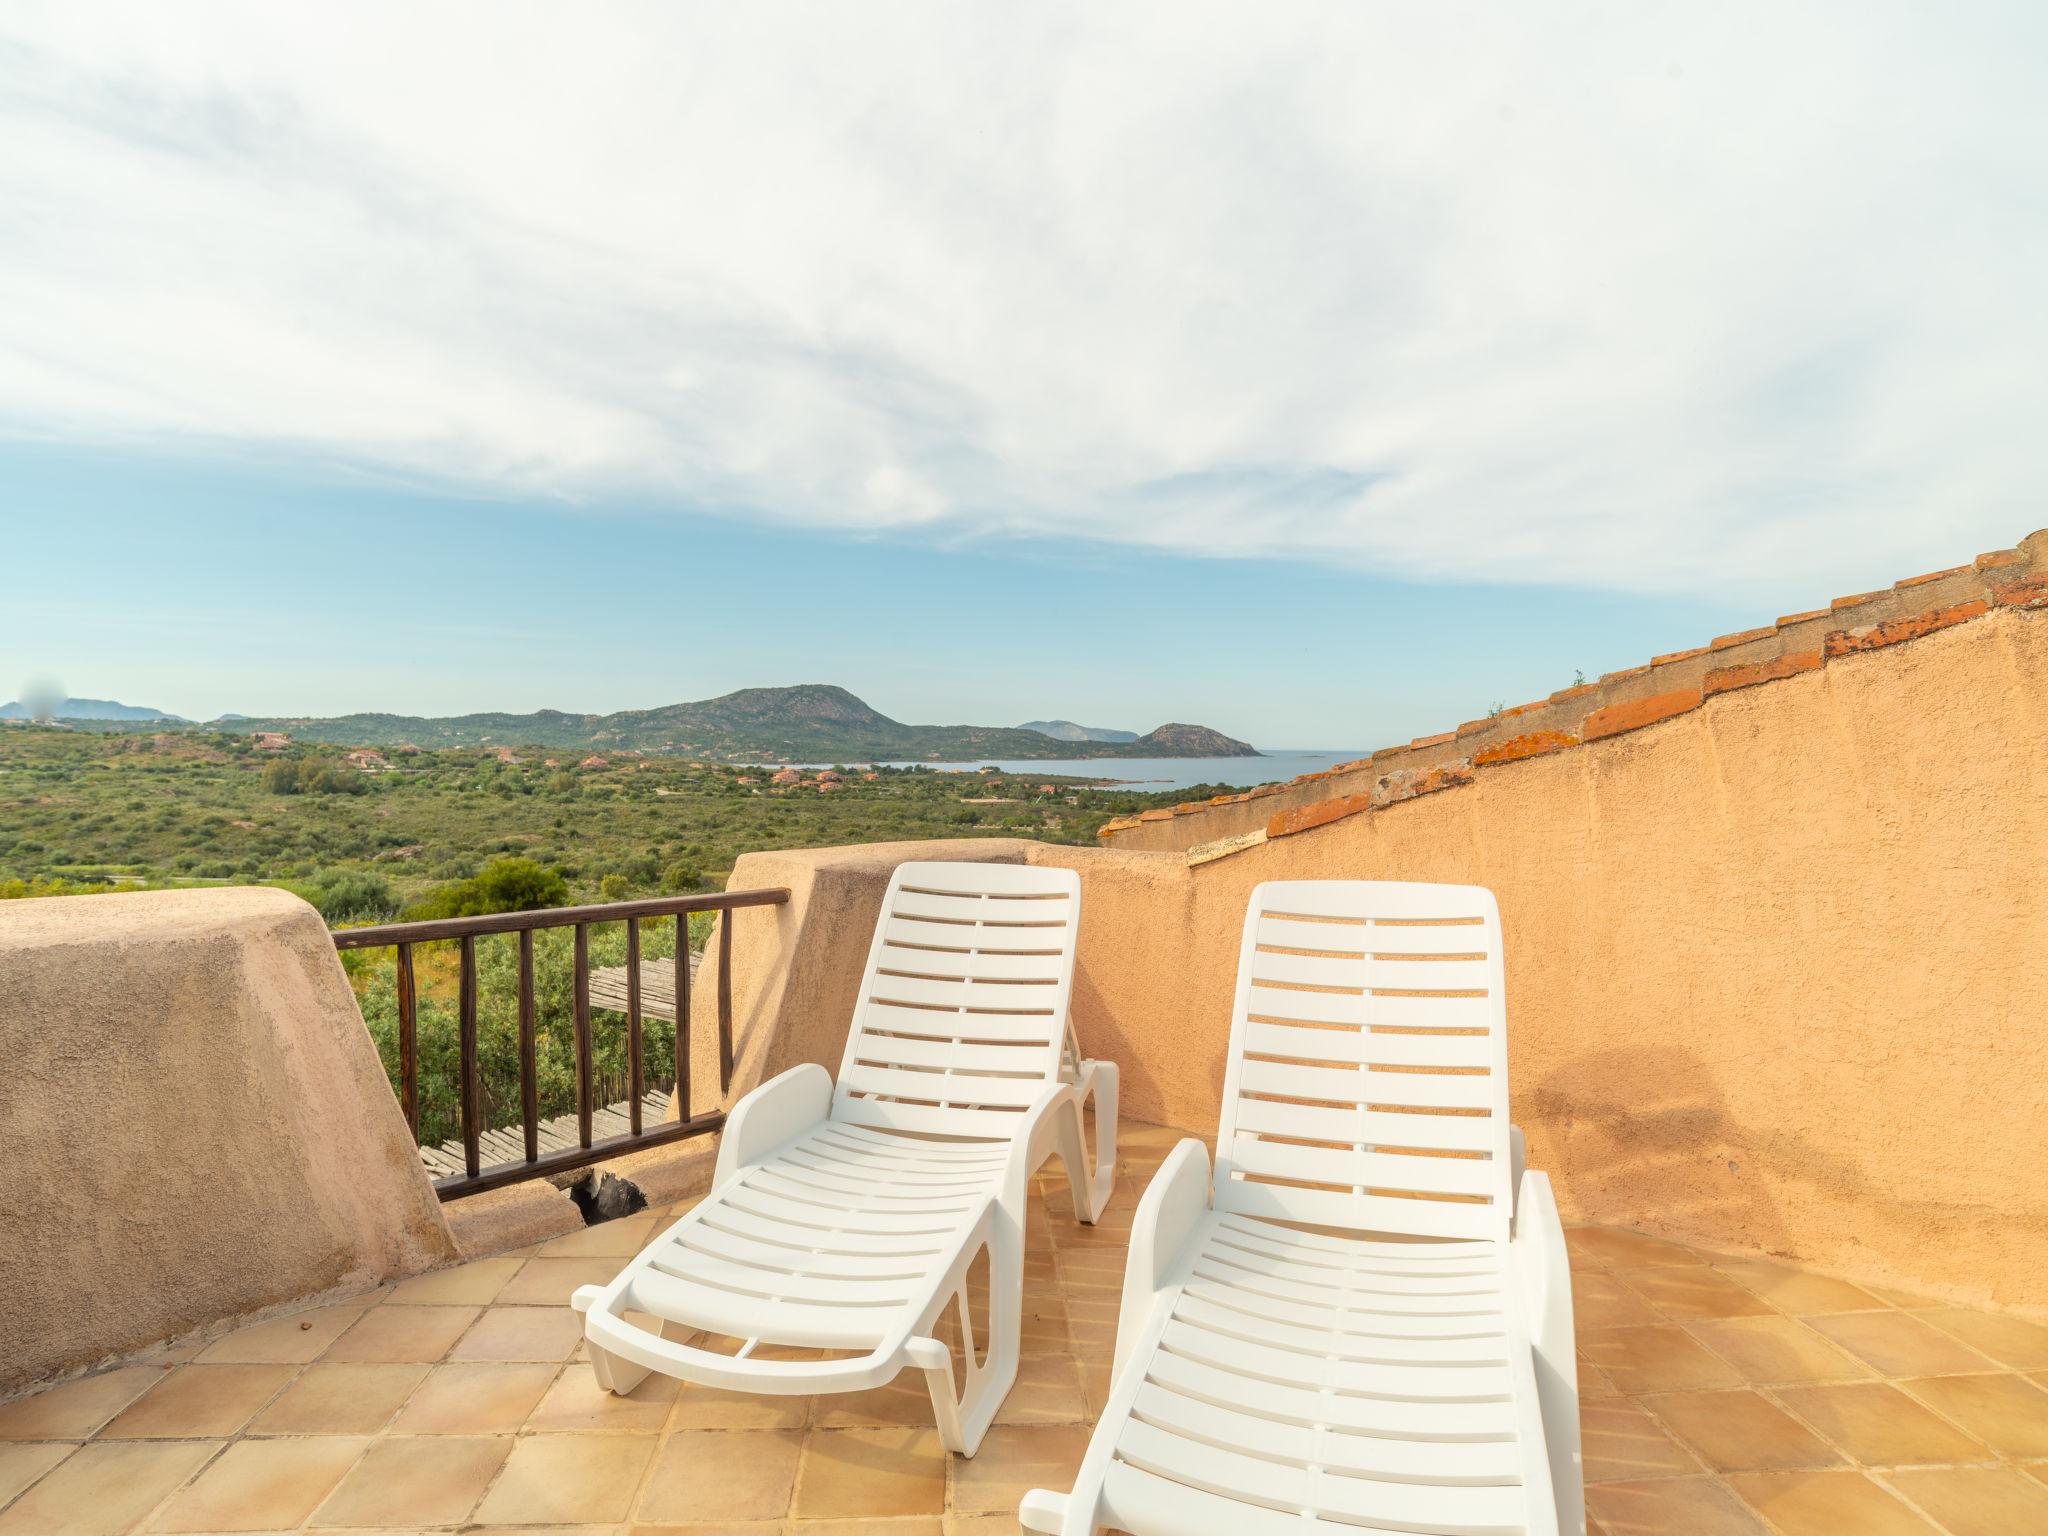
403;857;569;921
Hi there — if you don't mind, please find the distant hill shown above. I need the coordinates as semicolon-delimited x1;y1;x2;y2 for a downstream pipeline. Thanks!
1018;720;1141;744
0;696;186;722
226;684;1260;759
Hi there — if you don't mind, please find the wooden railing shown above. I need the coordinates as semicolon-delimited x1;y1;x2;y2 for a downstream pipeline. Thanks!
332;889;788;1200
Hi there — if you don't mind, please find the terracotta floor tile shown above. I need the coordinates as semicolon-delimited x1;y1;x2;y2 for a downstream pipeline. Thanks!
947;1424;1090;1517
0;1439;217;1536
322;1304;480;1364
1863;1284;1943;1309
993;1353;1087;1425
1726;1469;1942;1535
1685;1316;1875;1384
1920;1307;2048;1370
1583;1475;1769;1535
97;1364;296;1439
793;1428;947;1519
496;1256;627;1306
447;1304;586;1362
669;1379;814;1431
1641;1389;1843;1472
387;1361;558;1433
246;1362;428;1435
308;1434;509;1527
384;1255;526;1306
0;1367;164;1440
1882;1465;2048;1536
1579;1326;1744;1394
195;1302;371;1365
813;1376;938;1430
528;1361;680;1431
1573;1272;1669;1331
1707;1261;1884;1316
1773;1382;1988;1466
539;1214;660;1259
0;1441;74;1508
1809;1311;1999;1377
791;1520;946;1535
1613;1267;1773;1321
1567;1228;1705;1270
1579;1400;1700;1482
637;1429;803;1522
151;1435;368;1532
473;1432;659;1524
1899;1372;2048;1458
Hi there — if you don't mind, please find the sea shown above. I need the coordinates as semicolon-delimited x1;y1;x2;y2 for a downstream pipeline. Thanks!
779;750;1370;794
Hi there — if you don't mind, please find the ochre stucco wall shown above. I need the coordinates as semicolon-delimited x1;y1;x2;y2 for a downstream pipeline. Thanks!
717;605;2048;1314
0;887;458;1393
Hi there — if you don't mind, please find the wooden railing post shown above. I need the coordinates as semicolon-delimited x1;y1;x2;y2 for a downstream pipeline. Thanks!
395;941;418;1141
518;929;538;1163
573;922;592;1149
718;912;735;1093
626;918;643;1135
458;934;480;1180
674;913;691;1121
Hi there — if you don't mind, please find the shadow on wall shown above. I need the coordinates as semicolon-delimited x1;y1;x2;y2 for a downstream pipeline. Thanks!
1529;1043;2041;1279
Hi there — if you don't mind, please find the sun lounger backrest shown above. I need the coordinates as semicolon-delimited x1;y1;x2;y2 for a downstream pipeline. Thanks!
833;860;1082;1139
1213;880;1513;1243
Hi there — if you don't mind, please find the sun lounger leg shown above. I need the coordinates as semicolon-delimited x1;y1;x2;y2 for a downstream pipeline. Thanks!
1066;1062;1119;1224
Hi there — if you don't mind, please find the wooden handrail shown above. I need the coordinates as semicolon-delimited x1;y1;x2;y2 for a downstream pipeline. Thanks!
330;887;789;1200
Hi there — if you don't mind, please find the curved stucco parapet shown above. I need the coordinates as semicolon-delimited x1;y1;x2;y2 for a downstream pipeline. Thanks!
0;886;457;1394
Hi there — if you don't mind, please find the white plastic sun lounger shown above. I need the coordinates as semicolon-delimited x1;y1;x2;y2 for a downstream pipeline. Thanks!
573;860;1117;1454
1022;880;1581;1536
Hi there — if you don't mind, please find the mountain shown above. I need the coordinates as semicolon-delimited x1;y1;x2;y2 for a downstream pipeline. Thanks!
1018;720;1141;744
1130;722;1258;755
224;684;1261;759
0;697;186;722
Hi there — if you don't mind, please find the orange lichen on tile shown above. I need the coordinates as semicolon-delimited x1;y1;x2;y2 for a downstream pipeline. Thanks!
1548;683;1600;704
1776;607;1831;626
1976;546;2024;570
1473;729;1579;767
1704;650;1823;698
1408;730;1457;749
1831;590;1890;611
1992;574;2048;610
1599;664;1651;684
1374;762;1475;807
1266;792;1372;840
1897;563;1971;588
1824;599;1989;657
1710;626;1776;651
1580;687;1703;742
1652;644;1712;666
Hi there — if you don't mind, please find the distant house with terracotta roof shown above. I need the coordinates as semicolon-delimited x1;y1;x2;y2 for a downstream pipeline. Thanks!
770;767;803;786
579;755;610;770
343;749;390;772
252;732;291;751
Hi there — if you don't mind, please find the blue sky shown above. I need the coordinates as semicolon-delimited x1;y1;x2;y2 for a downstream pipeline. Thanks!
1;439;1868;746
1;4;2040;744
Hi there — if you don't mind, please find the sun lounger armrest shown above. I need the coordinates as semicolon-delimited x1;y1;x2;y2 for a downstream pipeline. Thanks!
713;1062;834;1188
1114;1137;1211;1380
1513;1166;1584;1535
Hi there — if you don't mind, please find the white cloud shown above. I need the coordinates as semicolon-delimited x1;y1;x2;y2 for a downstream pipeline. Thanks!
2;1;2043;592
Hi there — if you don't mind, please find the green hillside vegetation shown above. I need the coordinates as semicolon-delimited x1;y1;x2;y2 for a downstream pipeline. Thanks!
0;723;1267;1150
0;723;1257;912
216;683;1261;759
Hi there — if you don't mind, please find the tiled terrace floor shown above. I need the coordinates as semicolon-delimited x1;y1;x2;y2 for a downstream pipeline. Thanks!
4;1120;2048;1534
